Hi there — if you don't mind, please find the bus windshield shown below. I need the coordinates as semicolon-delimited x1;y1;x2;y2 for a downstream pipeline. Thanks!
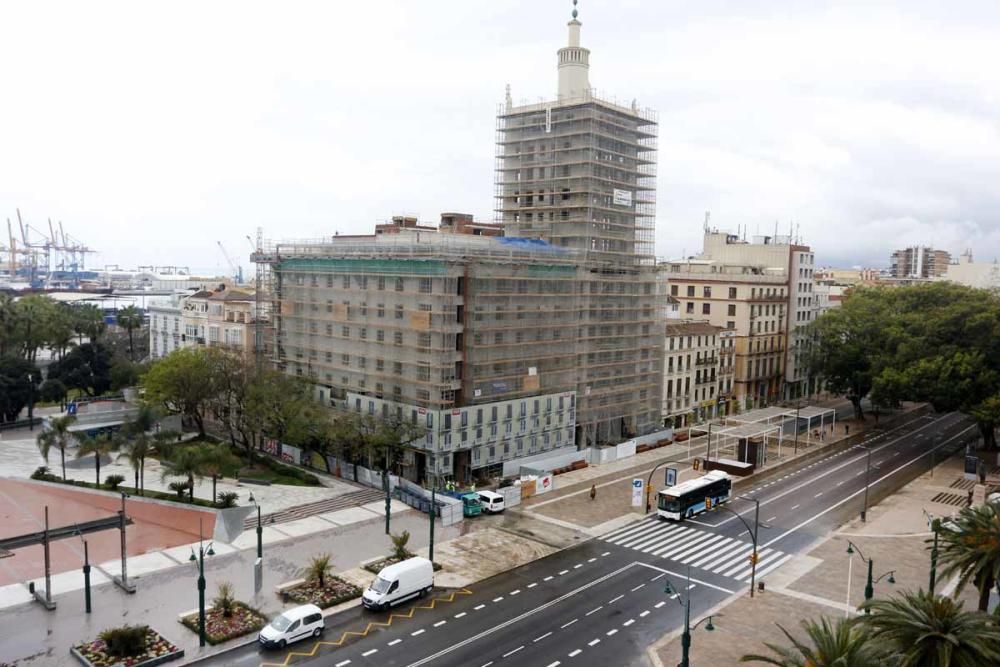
658;495;681;512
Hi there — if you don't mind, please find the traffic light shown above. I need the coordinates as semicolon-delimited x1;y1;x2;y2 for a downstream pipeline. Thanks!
705;497;713;510
748;552;759;565
693;458;701;471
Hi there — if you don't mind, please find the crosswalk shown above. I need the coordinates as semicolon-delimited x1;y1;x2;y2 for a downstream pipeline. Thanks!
601;518;793;584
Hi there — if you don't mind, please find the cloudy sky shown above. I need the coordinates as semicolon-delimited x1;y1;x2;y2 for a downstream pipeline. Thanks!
2;0;998;275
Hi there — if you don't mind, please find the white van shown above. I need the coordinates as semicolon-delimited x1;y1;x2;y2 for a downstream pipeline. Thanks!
258;604;324;649
362;557;434;611
478;490;506;514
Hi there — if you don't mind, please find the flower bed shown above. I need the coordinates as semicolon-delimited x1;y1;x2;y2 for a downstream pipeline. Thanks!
71;627;183;667
284;576;362;609
363;556;443;574
180;602;267;645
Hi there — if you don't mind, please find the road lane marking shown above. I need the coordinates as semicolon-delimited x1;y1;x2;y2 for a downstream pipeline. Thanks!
623;619;635;626
790;504;799;510
814;492;823;498
634;561;736;594
602;552;610;556
574;564;583;569
762;424;977;549
388;639;402;646
650;573;665;582
688;584;697;590
527;583;538;588
405;563;638;667
480;663;493;667
474;604;486;610
362;649;378;657
586;606;603;616
607;629;618;636
588;639;601;646
434;620;447;627
631;584;645;592
608;595;624;604
502;646;524;658
544;576;554;581
412;629;426;636
561;618;578;629
639;610;650;617
766;516;777;523
510;589;521;595
588;558;597;563
836;481;844;486
493;597;504;602
534;631;553;642
454;612;467;618
546;662;561;667
336;661;351;667
569;649;582;657
558;570;570;575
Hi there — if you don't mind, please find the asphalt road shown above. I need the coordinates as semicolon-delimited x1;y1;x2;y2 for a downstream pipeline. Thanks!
211;410;976;667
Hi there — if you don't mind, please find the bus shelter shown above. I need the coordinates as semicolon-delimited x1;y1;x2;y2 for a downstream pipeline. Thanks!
709;422;783;468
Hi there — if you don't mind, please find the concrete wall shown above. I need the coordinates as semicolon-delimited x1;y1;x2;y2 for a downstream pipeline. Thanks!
501;445;584;477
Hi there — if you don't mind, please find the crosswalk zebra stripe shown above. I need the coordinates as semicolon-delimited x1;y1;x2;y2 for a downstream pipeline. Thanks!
671;534;729;563
687;538;745;568
623;524;680;550
709;545;756;573
606;521;665;545
722;548;772;578
747;553;794;582
646;529;702;556
658;532;722;560
635;526;691;552
731;550;786;581
603;519;659;542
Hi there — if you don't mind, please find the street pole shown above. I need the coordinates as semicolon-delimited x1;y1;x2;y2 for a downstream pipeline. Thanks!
256;505;262;560
861;447;871;522
44;506;52;607
119;492;132;591
429;487;435;563
864;557;874;614
929;520;939;593
680;591;691;667
794;402;801;456
197;548;206;647
83;539;92;614
749;498;760;598
28;373;35;431
645;459;685;514
384;450;391;535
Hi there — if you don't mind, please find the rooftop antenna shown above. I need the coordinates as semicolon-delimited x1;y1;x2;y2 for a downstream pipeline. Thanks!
572;0;579;20
704;211;711;232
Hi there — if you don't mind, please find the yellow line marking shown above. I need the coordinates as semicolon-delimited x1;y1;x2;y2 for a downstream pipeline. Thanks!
259;589;473;667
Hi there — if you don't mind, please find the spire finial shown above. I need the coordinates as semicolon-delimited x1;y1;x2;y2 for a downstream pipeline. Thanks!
572;0;578;20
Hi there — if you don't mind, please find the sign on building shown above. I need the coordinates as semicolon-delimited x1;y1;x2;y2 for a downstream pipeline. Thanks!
665;467;678;487
613;189;633;207
631;478;644;506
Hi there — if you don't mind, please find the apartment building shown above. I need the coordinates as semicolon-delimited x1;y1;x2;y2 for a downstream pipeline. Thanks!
148;287;256;360
661;259;788;409
255;228;581;484
495;7;663;445
890;246;951;279
662;321;724;427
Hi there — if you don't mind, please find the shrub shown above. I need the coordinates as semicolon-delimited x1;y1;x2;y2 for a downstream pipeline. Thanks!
104;474;126;490
212;581;236;618
30;466;59;482
97;624;149;658
216;491;239;508
390;530;413;561
304;553;333;588
168;481;188;499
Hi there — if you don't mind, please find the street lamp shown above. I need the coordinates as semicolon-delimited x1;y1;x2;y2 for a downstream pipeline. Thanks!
924;511;942;593
248;492;262;560
645;459;686;514
846;541;895;615
28;372;36;431
663;565;717;667
860;446;872;522
189;524;216;647
708;495;765;597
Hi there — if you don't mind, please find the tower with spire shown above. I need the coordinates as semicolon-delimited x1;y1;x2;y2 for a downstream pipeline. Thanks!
493;1;663;447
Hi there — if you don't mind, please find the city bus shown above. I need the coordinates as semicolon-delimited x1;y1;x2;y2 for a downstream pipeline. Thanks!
657;470;733;521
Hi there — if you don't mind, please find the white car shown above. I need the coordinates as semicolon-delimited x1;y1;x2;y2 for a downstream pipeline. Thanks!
258;604;324;649
362;557;434;611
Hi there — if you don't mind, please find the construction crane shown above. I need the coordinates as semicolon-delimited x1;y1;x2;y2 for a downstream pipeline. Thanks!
216;241;243;284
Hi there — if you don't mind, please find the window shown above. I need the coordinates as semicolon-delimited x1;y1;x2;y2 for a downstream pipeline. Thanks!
395;277;404;292
393;361;402;375
670;285;678;296
702;303;710;315
419;278;432;294
394;331;403;345
376;329;385;342
395;305;404;319
378;276;386;290
728;304;736;316
703;286;712;298
341;353;349;365
377;304;385;317
686;302;694;314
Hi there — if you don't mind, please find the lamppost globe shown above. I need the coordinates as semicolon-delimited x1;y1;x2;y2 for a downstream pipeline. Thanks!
188;551;196;562
705;617;715;632
888;573;896;584
846;544;854;554
207;545;215;557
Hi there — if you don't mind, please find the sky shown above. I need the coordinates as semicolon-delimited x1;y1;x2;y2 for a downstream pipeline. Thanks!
1;0;998;276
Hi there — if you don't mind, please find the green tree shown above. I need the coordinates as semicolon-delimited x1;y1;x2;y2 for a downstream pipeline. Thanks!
160;445;205;502
38;378;68;408
0;293;18;357
14;295;59;363
72;303;105;344
934;502;1000;612
116;305;143;362
303;553;333;588
76;432;118;487
741;616;885;666
144;347;225;435
198;443;240;506
117;437;151;495
36;414;77;479
46;342;113;396
46;305;76;360
861;590;1000;666
0;355;35;422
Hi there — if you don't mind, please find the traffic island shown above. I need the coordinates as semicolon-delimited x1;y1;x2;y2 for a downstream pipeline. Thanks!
278;576;362;609
178;603;266;646
71;625;183;667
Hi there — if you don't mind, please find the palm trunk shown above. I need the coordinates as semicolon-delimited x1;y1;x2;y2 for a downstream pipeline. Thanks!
128;330;134;361
95;456;101;487
978;421;997;451
212;475;217;505
979;575;994;612
134;466;139;493
188;473;194;502
60;447;67;480
140;458;145;495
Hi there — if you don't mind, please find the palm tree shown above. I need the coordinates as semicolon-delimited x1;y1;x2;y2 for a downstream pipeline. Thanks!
862;590;1000;666
934;502;1000;611
741;616;885;666
116;306;143;362
36;414;77;480
72;303;105;344
198;443;240;506
117;437;152;495
160;445;205;502
0;292;17;357
303;553;333;588
76;432;118;487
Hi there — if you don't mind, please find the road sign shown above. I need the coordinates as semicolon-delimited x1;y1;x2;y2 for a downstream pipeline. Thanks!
631;479;643;507
67;402;78;415
665;467;678;487
692;458;701;471
964;455;979;481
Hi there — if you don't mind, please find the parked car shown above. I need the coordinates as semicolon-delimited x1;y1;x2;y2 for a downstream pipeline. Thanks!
362;557;434;611
477;490;506;513
258;604;324;649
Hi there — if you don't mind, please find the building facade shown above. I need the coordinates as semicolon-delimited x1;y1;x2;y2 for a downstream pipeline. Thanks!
890;246;951;278
148;287;256;360
495;8;663;445
662;321;724;427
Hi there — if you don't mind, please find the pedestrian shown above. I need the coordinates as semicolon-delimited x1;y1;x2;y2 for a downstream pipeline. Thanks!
968;489;974;507
590;484;596;501
845;424;850;435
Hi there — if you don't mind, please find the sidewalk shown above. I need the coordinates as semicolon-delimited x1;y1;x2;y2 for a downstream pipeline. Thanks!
650;450;981;666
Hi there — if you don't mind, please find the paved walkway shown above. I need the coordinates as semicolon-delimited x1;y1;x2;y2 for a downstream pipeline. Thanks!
650;451;983;666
